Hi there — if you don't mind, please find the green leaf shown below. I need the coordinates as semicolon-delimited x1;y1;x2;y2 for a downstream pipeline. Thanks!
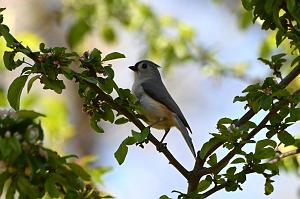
41;78;65;94
236;172;246;183
102;52;125;62
8;137;22;157
264;0;274;14
114;140;128;165
124;136;137;145
287;0;296;12
27;75;40;93
0;24;15;47
277;131;295;146
80;76;98;85
286;108;300;122
255;148;275;159
90;117;104;133
3;51;22;71
264;179;274;195
103;66;114;79
275;29;285;47
115;117;129;125
272;89;290;98
199;137;221;159
159;195;171;199
100;79;114;94
260;95;272;110
233;95;247;103
68;163;91;181
226;167;236;177
266;130;277;139
258;58;272;66
67;19;91;48
90;48;102;61
103;106;115;123
17;176;38;199
255;139;277;153
231;157;245;164
65;190;79;199
100;24;116;43
15;110;45;119
131;127;150;142
242;83;260;93
291;56;300;67
272;0;283;30
45;178;60;198
207;153;217;166
197;177;212;192
7;75;28;110
0;171;10;195
248;100;260;113
217;117;233;125
271;53;286;62
241;0;253;10
6;181;16;199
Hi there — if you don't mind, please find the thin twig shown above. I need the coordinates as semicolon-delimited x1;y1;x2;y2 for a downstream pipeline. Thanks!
268;148;300;164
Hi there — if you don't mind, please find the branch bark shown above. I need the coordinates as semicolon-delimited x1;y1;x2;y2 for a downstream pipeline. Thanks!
268;148;300;164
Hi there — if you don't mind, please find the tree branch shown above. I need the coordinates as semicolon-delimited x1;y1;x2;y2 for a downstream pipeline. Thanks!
8;37;191;180
188;65;300;192
268;148;300;164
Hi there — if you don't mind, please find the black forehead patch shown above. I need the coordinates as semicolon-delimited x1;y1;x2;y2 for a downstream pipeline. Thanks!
135;60;160;68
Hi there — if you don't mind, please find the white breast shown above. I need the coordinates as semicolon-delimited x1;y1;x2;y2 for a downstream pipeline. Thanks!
132;81;175;129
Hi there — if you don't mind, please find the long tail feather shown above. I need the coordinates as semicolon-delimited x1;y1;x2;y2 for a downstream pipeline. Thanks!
174;114;196;158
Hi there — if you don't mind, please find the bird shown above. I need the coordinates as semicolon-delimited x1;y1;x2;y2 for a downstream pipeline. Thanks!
129;60;196;158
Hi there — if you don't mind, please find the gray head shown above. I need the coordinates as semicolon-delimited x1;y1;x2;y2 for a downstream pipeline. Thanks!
129;60;162;81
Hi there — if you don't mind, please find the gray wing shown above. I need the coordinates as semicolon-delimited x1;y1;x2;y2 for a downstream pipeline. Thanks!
141;81;192;133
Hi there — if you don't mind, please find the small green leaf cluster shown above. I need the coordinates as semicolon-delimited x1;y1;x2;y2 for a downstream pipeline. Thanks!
234;76;290;112
258;53;286;79
242;0;300;51
0;109;102;199
0;8;141;168
114;127;150;165
212;118;257;149
76;49;136;134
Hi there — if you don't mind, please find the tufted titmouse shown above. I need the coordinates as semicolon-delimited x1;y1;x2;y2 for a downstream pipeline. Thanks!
129;60;196;158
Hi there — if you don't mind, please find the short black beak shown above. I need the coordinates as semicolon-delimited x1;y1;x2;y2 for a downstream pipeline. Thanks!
129;65;138;71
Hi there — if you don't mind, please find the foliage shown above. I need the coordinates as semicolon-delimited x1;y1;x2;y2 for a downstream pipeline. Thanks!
0;109;105;198
0;0;300;198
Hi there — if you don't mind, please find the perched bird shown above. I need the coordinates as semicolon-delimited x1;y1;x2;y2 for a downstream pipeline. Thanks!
129;60;196;158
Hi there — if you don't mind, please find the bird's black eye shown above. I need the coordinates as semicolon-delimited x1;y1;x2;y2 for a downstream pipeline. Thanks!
142;63;147;69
